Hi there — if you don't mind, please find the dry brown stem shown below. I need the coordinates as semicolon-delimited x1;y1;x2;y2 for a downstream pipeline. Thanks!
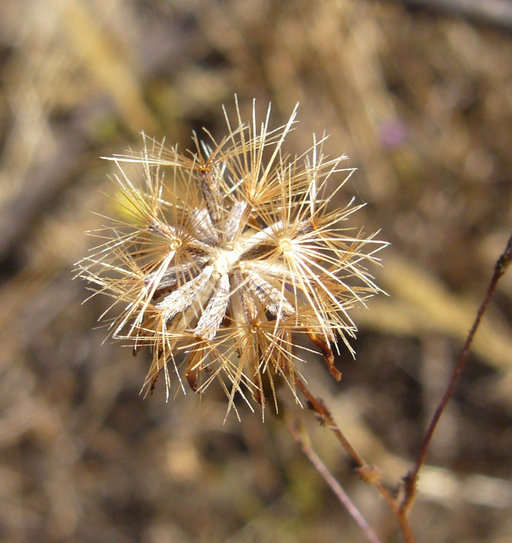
294;376;416;542
288;420;383;543
294;233;512;542
401;232;512;513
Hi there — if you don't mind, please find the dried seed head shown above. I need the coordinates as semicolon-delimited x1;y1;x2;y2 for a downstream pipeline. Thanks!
77;99;386;417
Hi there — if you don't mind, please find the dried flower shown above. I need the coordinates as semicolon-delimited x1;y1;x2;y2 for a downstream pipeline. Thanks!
77;99;386;416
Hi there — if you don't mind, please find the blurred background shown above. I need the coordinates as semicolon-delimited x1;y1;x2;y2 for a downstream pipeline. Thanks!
1;1;511;542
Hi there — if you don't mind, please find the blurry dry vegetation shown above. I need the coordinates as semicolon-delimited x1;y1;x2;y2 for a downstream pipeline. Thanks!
0;1;511;542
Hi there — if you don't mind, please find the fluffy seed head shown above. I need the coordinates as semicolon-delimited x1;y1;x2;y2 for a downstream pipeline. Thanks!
77;99;386;417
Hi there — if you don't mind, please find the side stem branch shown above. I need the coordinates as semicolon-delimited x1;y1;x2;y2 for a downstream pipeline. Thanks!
294;375;416;542
288;421;383;543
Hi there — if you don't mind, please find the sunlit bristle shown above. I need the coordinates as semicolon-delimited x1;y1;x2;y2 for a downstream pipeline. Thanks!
77;98;387;418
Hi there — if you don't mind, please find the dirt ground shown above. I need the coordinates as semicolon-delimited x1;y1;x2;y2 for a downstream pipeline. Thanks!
0;1;511;542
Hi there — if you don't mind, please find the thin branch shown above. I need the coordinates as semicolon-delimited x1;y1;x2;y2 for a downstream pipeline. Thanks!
294;375;416;542
295;377;364;465
401;233;512;513
288;420;383;543
294;377;394;505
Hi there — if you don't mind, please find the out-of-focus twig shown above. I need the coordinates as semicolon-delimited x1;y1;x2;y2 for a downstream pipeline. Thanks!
401;232;512;513
398;0;512;31
60;0;157;135
288;420;383;543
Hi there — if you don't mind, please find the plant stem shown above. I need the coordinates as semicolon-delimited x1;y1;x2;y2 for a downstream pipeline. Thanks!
288;420;383;543
294;375;416;542
401;232;512;513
